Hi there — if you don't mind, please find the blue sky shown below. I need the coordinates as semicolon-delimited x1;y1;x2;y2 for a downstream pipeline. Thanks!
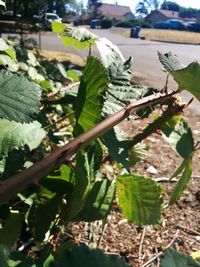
81;0;200;12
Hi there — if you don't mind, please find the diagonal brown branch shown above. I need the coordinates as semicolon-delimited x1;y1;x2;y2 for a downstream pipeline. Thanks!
0;91;177;205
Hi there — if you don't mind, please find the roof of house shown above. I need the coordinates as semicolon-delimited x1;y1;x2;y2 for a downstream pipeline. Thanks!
99;3;133;18
158;9;179;19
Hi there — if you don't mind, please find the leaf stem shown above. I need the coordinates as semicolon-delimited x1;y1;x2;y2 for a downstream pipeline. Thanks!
129;101;185;148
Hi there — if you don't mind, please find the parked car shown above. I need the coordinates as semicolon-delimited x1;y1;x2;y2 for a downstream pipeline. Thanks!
43;13;62;30
154;19;185;30
186;22;200;32
154;21;169;29
166;19;186;30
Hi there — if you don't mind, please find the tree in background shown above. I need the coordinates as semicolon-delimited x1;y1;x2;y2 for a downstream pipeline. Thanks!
179;7;200;19
5;0;77;18
88;0;102;19
160;1;180;11
135;0;160;18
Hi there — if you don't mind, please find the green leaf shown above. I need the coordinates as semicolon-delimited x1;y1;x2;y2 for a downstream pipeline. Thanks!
96;37;151;116
66;69;81;81
75;56;109;135
57;62;67;78
170;62;200;101
28;195;62;242
27;51;38;67
8;252;36;267
0;120;46;158
0;55;18;72
28;66;45;82
170;158;186;180
0;244;9;267
169;154;193;205
96;37;125;68
116;174;163;225
161;248;200;267
75;179;115;222
52;21;67;33
0;70;41;123
57;244;131;267
43;255;55;267
0;38;16;60
103;128;130;168
58;25;97;49
66;151;91;221
86;141;103;178
0;213;22;246
1;149;26;180
18;62;29;71
128;143;148;165
158;52;183;72
41;164;74;195
158;52;200;101
161;117;194;158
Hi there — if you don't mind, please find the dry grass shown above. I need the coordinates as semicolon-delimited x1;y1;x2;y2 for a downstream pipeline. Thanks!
119;28;200;44
38;49;85;67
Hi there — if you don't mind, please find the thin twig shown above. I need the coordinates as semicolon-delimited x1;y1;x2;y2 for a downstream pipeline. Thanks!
153;177;177;183
141;229;180;267
47;82;80;98
192;175;200;180
97;222;108;247
176;225;200;236
44;112;75;130
139;227;146;259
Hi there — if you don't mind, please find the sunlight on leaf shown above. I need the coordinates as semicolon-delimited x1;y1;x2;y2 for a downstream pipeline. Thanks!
161;117;194;158
0;70;41;123
116;174;163;225
159;52;200;102
0;120;46;158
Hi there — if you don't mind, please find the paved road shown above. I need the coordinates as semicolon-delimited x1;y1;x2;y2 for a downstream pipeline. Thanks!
4;29;200;113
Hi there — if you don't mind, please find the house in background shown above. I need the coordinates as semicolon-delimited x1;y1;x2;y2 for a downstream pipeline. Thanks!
98;3;134;21
145;9;180;25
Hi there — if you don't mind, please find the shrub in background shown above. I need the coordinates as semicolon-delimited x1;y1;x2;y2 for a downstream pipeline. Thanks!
115;20;152;28
101;18;112;29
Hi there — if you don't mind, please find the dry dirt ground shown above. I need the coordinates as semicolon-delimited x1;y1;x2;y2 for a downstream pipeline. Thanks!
70;104;200;267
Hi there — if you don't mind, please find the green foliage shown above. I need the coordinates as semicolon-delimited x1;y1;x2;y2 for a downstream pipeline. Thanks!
0;22;199;266
101;19;112;29
28;194;62;242
0;244;35;267
103;128;130;168
0;38;16;60
115;20;134;28
75;56;109;135
161;116;194;158
161;248;200;267
75;179;115;222
52;21;97;49
0;244;10;267
0;70;41;123
158;52;183;72
0;213;22;246
169;153;193;205
116;175;163;225
159;52;200;101
65;151;91;221
55;244;131;267
0;120;45;158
